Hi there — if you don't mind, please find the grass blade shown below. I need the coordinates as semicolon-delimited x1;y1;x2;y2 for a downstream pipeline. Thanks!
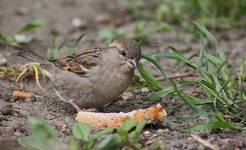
17;19;43;34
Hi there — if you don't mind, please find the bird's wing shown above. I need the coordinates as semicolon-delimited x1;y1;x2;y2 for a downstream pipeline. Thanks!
54;48;104;76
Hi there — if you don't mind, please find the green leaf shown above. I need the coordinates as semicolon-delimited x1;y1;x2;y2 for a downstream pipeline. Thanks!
117;119;136;137
137;63;164;90
184;113;241;132
142;53;201;112
18;117;59;150
92;128;114;139
51;34;57;49
239;51;246;101
185;95;214;105
129;121;145;142
130;75;147;88
96;134;122;150
135;121;145;134
27;117;59;141
68;136;79;150
74;32;85;46
172;84;201;113
145;87;174;100
197;35;207;74
198;78;227;106
0;32;7;41
58;38;68;50
47;48;59;60
141;54;169;80
192;21;220;51
135;34;147;46
206;53;223;66
72;123;91;141
169;47;197;69
146;51;177;59
17;19;43;34
151;138;166;150
147;48;197;69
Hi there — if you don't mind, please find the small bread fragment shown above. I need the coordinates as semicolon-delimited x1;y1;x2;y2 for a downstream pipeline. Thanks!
75;103;166;128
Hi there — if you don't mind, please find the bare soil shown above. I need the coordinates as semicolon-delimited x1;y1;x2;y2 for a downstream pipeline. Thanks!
0;0;246;150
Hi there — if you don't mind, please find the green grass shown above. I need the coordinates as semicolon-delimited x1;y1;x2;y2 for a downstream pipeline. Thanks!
19;118;164;150
18;22;246;150
47;34;64;60
99;0;246;44
98;21;171;44
122;0;246;29
47;32;85;60
137;22;246;131
11;6;245;148
0;19;43;45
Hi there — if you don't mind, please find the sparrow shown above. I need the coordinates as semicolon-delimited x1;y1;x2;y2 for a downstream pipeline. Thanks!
17;37;141;110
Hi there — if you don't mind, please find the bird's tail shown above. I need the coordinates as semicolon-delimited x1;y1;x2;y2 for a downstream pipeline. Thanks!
17;50;49;63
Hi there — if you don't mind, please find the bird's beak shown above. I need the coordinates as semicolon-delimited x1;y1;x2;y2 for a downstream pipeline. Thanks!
127;59;137;69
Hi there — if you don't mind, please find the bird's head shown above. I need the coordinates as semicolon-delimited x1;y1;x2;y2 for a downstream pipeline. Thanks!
109;37;141;68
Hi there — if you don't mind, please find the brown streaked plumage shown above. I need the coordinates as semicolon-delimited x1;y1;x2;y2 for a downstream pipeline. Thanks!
17;38;141;109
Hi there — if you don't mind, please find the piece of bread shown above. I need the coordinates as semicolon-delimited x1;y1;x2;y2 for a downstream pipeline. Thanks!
75;104;167;128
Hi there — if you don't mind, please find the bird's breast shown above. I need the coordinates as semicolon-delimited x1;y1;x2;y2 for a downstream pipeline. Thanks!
90;64;134;102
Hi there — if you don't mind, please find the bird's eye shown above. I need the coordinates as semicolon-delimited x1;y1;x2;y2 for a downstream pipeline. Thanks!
121;50;127;56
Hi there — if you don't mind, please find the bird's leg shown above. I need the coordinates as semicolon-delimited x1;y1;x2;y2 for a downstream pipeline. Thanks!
68;99;82;112
55;89;96;112
68;99;98;112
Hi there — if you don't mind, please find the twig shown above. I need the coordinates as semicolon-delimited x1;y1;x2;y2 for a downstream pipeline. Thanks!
156;72;197;81
191;134;220;150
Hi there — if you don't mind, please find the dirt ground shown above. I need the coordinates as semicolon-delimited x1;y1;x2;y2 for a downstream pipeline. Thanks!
0;0;246;150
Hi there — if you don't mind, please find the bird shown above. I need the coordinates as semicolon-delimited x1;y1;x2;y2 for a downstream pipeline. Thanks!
17;37;141;111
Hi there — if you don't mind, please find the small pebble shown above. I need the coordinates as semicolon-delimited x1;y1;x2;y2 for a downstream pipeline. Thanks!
0;127;14;136
121;92;134;100
135;95;142;99
95;14;110;23
46;114;55;120
0;58;7;66
18;125;27;134
72;18;82;28
143;130;151;137
61;124;68;132
14;131;22;136
14;34;27;42
115;99;126;106
51;120;61;129
197;144;205;150
140;87;150;93
0;54;7;66
0;104;12;115
16;6;29;16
